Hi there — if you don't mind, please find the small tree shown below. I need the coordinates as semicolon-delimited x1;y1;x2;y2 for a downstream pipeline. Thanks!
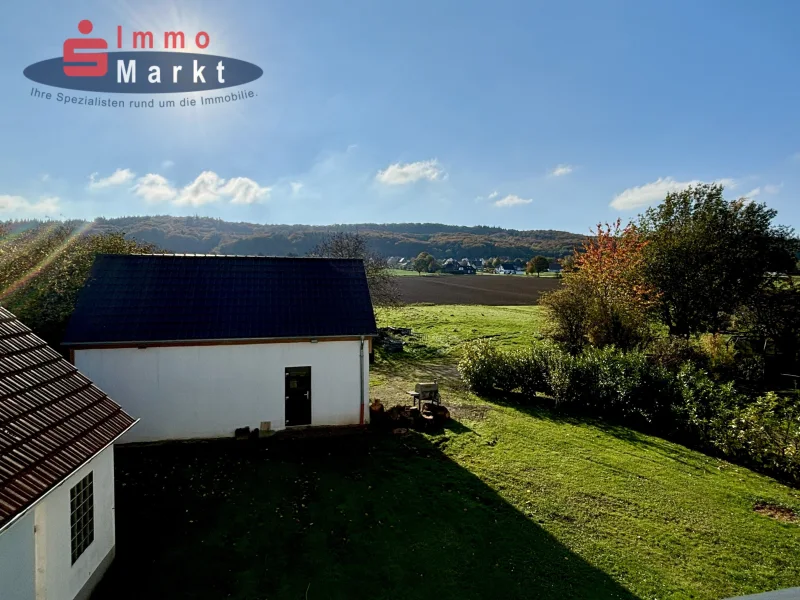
412;252;435;275
560;254;577;273
310;232;400;307
541;220;656;352
527;256;550;277
736;279;800;375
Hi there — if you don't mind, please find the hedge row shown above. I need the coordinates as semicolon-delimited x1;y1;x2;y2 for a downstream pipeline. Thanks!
457;340;800;484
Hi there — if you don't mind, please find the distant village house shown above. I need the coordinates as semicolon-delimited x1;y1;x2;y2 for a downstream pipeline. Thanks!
495;263;517;275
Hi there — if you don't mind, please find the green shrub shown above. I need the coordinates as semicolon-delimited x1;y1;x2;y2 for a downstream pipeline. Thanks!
589;347;676;424
541;347;581;405
539;279;592;353
673;364;743;447
461;341;676;425
540;276;653;354
647;336;708;372
458;340;554;397
649;335;766;389
733;355;766;390
545;347;677;425
458;341;800;485
457;340;507;394
727;391;800;483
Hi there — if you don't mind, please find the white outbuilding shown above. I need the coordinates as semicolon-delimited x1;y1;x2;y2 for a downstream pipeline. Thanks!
62;254;377;443
0;306;137;600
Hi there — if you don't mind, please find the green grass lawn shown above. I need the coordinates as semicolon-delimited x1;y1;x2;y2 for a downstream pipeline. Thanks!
376;304;547;358
388;269;465;276
96;305;800;600
388;268;435;276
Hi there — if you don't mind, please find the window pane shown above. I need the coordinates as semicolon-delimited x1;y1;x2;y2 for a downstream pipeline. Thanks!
69;472;94;564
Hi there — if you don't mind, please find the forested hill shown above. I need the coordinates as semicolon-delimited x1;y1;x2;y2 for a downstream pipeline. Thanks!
11;216;587;259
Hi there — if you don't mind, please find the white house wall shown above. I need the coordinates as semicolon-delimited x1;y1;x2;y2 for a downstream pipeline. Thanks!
75;340;370;442
0;511;35;600
0;446;116;600
35;446;117;600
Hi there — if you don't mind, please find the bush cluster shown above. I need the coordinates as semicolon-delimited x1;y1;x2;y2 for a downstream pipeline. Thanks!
458;340;800;484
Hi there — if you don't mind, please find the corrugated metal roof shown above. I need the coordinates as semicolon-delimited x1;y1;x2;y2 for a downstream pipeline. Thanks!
0;306;135;528
63;254;378;345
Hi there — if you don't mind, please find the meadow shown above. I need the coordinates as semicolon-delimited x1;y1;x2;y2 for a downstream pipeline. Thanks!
96;305;800;600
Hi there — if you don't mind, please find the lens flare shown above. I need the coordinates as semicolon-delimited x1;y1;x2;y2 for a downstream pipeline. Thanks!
0;221;95;301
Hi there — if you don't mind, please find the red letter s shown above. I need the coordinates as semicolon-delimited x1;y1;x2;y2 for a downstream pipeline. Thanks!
63;20;108;77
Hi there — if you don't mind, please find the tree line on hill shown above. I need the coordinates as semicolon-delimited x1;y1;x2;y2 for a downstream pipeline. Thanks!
2;216;584;260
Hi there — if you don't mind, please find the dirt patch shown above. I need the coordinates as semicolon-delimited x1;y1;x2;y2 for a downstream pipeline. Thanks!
449;404;493;421
397;275;560;305
754;502;798;523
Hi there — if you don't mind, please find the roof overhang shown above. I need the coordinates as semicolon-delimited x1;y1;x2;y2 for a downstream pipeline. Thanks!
64;334;378;349
0;418;139;537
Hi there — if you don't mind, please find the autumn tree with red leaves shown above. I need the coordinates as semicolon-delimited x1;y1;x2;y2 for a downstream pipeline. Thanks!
541;220;656;352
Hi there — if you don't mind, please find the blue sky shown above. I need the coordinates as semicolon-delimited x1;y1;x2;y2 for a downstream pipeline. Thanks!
1;0;799;234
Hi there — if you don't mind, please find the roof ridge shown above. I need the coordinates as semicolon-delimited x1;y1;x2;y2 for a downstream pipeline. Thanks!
64;252;378;345
97;253;365;260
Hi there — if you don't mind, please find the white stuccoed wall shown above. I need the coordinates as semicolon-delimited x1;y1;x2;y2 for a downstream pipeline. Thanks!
0;511;35;600
0;446;117;600
35;446;117;600
75;340;370;442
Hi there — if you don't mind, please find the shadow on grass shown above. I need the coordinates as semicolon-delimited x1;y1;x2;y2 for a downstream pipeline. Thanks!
94;432;639;600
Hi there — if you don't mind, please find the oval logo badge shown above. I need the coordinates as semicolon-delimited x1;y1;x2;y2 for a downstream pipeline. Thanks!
24;51;263;94
23;21;263;95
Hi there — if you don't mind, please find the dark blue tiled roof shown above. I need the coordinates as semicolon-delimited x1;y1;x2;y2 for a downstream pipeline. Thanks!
63;254;377;345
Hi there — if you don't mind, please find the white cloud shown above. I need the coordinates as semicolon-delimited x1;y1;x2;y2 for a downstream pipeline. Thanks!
88;168;136;190
743;183;781;201
494;194;533;207
475;190;499;203
218;177;271;205
0;195;60;217
610;177;738;210
550;164;574;177
161;160;175;169
133;174;177;203
175;171;226;206
40;174;50;182
375;159;443;185
133;171;270;206
290;181;304;195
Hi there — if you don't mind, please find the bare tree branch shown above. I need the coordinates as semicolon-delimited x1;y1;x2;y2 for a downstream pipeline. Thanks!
309;232;401;308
